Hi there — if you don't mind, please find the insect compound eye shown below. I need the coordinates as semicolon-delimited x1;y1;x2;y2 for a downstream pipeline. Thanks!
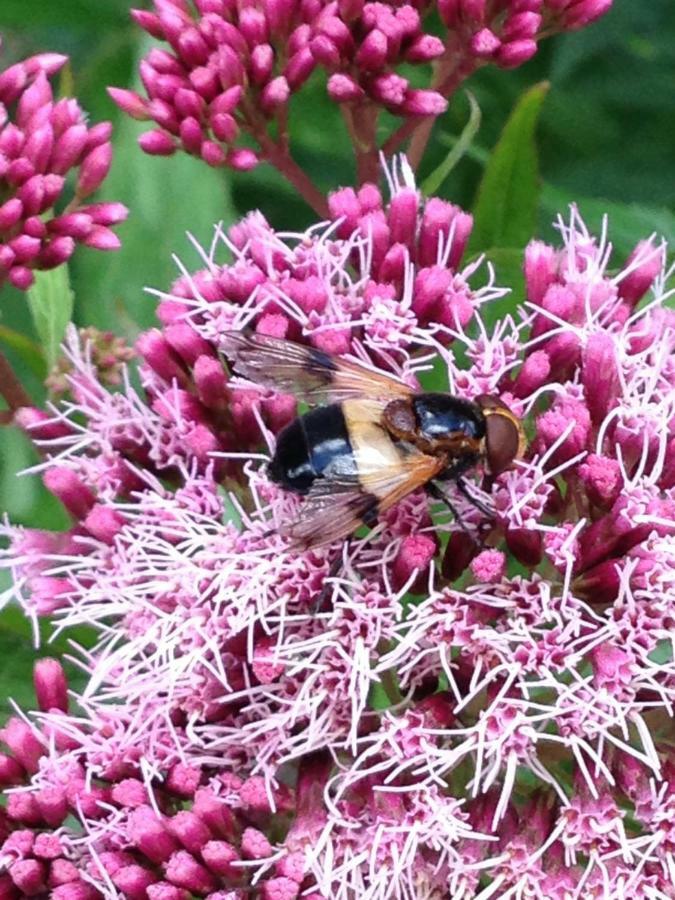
475;395;523;476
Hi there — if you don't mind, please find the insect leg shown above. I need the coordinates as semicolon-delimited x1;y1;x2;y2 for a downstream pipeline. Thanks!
427;480;477;542
454;476;495;518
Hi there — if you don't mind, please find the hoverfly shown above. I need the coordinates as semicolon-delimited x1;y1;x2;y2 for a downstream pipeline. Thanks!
222;332;525;550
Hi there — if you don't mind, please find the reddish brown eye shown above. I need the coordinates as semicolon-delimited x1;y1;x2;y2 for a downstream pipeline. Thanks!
485;412;521;475
475;395;524;476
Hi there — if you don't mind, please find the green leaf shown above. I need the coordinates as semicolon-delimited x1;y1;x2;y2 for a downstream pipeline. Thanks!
26;266;74;370
422;92;481;196
0;324;46;379
470;82;549;253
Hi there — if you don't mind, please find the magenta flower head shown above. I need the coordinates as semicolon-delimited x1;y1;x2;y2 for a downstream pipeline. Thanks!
115;0;613;183
2;165;674;897
0;47;128;291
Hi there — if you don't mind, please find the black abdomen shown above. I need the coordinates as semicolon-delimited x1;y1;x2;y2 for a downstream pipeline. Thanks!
268;404;355;493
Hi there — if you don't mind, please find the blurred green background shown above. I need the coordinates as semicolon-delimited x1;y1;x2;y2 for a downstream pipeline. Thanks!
0;0;674;711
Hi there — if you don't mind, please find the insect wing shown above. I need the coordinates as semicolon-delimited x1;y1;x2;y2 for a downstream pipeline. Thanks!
279;447;444;549
221;331;412;403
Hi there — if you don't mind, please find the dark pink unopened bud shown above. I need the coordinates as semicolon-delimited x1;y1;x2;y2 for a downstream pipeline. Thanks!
166;763;202;798
0;198;24;230
227;148;258;171
8;859;46;896
40;235;76;269
35;786;68;827
83;504;126;543
581;332;620;425
562;0;612;29
505;526;543;566
0;753;24;785
51;883;101;900
0;717;44;773
43;467;96;519
470;549;506;583
167;811;212;853
113;865;158;899
392;533;437;592
617;239;664;307
47;860;79;887
497;38;538;68
200;840;240;876
327;73;364;102
470;27;501;57
128;806;179;864
241;827;273;859
137;329;187;383
164;851;216;894
147;883;190;900
442;530;479;580
514;350;551;398
261;878;300;900
33;658;68;712
535;397;590;464
139;129;177;155
578;454;622;509
524;240;558;304
33;833;63;860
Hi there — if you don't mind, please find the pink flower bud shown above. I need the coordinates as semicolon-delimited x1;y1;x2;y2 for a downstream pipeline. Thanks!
10;233;41;263
327;73;365;102
48;860;80;887
17;73;52;128
147;884;190;900
0;198;23;230
139;129;177;155
505;526;543;566
241;827;273;859
405;34;445;62
201;140;227;167
33;833;63;860
112;865;158;899
617;239;664;307
28;576;73;615
85;201;129;226
261;879;300;900
581;332;620;425
578;454;621;509
226;148;258;171
562;0;612;29
179;117;204;154
470;27;501;57
107;87;149;120
0;753;24;785
470;549;506;582
131;8;167;39
33;658;69;712
497;38;538;68
48;213;94;240
52;883;101;900
164;851;216;894
8;266;35;290
76;142;112;197
261;76;291;112
43;467;96;519
137;329;187;383
392;533;437;591
40;236;76;269
128;806;180;864
514;350;551;398
167;811;212;854
591;644;634;691
8;859;46;896
284;47;316;89
524;240;558;303
355;29;388;69
83;504;126;543
201;841;240;876
0;718;44;773
34;786;69;826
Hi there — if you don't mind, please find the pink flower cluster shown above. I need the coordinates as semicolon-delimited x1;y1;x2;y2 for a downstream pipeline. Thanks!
1;170;674;898
0;48;127;291
113;0;613;173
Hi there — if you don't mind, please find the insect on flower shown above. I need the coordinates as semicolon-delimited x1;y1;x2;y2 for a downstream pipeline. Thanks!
223;332;526;548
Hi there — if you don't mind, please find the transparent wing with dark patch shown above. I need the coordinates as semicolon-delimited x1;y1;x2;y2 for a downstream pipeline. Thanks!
279;448;445;550
221;331;413;403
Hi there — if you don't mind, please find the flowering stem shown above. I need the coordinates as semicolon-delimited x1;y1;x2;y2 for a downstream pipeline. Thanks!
382;55;477;169
0;347;32;415
258;135;329;218
348;103;380;186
